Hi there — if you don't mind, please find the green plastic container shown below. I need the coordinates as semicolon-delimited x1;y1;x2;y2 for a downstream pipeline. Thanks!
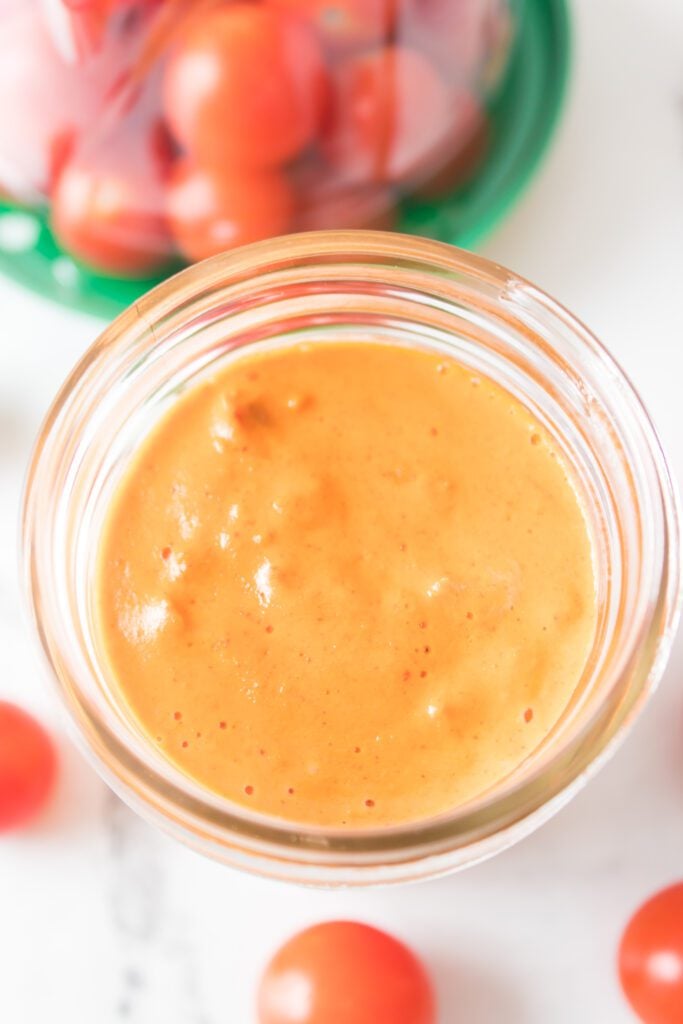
0;0;569;319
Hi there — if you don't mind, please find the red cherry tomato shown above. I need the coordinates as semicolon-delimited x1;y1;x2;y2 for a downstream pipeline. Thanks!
401;0;490;84
50;62;174;277
322;46;451;186
290;154;396;230
297;184;396;232
412;95;488;199
270;0;394;51
257;921;436;1024
52;154;172;276
0;702;57;832
162;4;328;171
619;883;683;1024
167;160;294;263
51;94;173;278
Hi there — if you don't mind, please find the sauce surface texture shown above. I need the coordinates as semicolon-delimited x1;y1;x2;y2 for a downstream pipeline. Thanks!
96;342;597;826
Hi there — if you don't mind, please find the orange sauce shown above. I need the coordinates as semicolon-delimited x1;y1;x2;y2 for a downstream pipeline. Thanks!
96;341;597;826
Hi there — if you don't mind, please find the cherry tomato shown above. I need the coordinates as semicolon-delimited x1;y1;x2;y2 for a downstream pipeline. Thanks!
167;160;294;263
412;95;488;199
51;86;173;278
619;883;683;1024
297;184;396;231
52;154;173;276
162;4;328;171
401;0;490;85
257;921;435;1024
322;46;451;186
290;153;396;230
0;702;57;832
270;0;394;51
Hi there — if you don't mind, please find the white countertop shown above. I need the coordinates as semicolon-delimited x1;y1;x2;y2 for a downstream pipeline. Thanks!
1;1;682;1021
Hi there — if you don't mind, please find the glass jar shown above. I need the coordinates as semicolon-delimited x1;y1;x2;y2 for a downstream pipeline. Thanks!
22;231;681;885
0;0;515;283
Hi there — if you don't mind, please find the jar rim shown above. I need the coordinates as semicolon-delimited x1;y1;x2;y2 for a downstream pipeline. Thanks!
22;231;682;883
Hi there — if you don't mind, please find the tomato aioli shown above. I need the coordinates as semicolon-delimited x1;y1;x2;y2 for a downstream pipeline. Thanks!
96;341;596;826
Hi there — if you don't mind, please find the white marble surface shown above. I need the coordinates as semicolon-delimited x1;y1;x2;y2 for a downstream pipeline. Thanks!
1;1;683;1021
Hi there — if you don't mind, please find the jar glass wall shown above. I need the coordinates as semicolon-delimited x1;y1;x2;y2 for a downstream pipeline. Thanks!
22;231;680;885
